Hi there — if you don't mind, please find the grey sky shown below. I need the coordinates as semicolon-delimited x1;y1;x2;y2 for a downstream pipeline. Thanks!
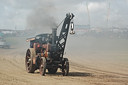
0;0;128;29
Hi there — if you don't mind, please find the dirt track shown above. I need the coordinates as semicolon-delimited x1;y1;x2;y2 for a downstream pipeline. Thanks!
0;37;128;85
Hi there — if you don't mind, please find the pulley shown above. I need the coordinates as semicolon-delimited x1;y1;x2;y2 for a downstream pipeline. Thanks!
70;21;75;35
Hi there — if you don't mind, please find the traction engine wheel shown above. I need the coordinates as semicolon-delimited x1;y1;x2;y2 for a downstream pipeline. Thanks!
25;48;36;73
62;58;69;76
39;57;46;76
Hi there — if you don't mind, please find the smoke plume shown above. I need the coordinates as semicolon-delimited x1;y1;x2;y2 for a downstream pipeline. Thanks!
27;1;57;34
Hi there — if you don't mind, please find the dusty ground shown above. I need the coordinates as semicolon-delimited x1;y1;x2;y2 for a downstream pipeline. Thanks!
0;36;128;85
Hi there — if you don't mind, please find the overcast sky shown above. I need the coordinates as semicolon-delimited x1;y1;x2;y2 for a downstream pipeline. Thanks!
0;0;128;30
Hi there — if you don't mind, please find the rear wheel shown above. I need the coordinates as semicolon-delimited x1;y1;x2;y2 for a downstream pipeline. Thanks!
62;58;69;76
48;68;58;74
39;57;46;76
25;48;36;73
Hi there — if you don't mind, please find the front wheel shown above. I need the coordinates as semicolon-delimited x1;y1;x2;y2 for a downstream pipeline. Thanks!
62;58;69;76
39;57;46;76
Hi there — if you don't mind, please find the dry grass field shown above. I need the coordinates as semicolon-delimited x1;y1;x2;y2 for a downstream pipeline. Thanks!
0;36;128;85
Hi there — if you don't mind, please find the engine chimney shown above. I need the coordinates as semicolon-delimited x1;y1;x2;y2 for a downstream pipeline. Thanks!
52;28;57;46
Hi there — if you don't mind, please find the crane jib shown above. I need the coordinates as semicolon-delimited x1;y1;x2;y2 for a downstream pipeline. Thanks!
56;13;75;58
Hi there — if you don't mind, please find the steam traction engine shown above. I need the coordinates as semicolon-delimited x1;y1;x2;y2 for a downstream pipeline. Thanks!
25;13;75;76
